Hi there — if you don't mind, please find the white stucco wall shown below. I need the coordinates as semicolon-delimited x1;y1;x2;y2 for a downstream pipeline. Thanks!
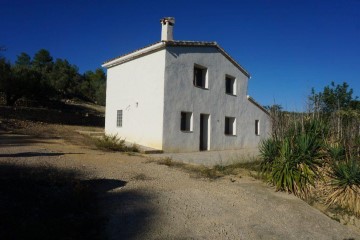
104;50;166;149
162;46;271;152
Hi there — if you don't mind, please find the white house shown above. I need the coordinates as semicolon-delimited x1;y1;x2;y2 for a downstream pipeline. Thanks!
102;17;271;153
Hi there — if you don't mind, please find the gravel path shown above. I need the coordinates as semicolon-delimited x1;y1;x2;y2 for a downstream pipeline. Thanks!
1;133;359;240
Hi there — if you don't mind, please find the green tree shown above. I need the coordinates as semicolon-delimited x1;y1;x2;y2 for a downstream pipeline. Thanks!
49;59;80;98
310;81;355;113
15;52;31;67
0;58;13;105
80;68;106;105
32;49;53;73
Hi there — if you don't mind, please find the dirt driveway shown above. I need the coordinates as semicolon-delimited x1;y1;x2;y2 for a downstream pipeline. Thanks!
1;132;359;240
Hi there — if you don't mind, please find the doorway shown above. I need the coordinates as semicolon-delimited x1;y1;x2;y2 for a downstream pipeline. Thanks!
199;114;210;151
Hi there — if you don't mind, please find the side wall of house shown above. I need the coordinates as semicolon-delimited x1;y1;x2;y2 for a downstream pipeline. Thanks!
162;46;271;152
105;50;166;149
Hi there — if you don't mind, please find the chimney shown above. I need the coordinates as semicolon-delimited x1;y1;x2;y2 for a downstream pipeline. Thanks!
160;17;175;41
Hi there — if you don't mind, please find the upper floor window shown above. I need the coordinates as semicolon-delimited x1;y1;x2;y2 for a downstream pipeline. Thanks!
225;75;236;95
193;64;208;89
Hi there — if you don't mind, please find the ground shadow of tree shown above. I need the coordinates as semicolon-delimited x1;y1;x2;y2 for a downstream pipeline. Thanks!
0;105;104;127
0;162;155;240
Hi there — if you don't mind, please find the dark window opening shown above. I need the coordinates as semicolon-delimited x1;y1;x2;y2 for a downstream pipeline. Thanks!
225;117;236;135
193;65;207;88
225;75;236;95
181;112;192;131
255;120;260;135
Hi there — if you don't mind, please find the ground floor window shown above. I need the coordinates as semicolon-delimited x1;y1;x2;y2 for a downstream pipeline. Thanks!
225;117;236;135
255;119;260;135
117;110;122;127
180;111;193;131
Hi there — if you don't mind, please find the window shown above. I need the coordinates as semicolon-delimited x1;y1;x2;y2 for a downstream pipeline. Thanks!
255;120;260;135
116;110;122;127
193;64;208;88
225;117;236;135
180;112;193;131
225;75;236;95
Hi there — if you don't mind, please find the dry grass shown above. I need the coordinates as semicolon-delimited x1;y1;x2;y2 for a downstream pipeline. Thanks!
326;185;360;216
156;157;262;180
94;134;139;152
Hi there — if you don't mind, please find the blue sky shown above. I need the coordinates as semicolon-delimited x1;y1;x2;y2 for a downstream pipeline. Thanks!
1;0;359;111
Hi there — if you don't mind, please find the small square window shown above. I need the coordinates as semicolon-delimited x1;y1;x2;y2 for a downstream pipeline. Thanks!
193;65;208;88
181;112;193;131
255;120;260;135
225;75;236;95
117;110;123;127
225;117;236;135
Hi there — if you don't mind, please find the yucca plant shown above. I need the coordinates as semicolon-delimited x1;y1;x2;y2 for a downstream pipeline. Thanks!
327;144;346;162
260;119;327;198
259;138;280;172
268;135;322;198
326;159;360;216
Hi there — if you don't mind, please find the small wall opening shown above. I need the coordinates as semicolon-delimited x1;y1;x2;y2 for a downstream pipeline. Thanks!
225;75;236;95
180;112;193;132
255;119;260;136
193;64;208;89
225;117;236;135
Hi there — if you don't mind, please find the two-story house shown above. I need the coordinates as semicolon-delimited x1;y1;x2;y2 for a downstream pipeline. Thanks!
102;17;271;153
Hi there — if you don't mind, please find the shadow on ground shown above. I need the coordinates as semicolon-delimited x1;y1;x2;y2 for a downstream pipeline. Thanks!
0;152;85;158
0;134;58;146
0;105;104;127
0;162;155;240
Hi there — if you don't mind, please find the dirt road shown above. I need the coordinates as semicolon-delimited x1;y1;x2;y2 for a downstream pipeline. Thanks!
1;133;359;240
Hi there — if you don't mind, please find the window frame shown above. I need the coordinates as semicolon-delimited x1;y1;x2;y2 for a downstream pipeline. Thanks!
225;75;236;96
180;111;193;132
225;116;236;136
193;64;208;89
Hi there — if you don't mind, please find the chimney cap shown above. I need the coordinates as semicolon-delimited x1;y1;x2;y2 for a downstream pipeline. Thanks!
160;17;175;25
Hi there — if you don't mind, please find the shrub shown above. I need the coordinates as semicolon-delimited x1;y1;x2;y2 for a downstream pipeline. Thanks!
259;138;280;172
95;134;139;152
260;119;326;198
326;159;360;216
327;144;346;162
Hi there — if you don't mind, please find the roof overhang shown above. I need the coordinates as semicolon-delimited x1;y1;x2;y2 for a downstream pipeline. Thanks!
247;95;270;116
102;41;250;78
102;42;165;68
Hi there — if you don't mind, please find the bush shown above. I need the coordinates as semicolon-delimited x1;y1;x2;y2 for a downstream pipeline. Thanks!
326;159;360;216
95;134;139;152
259;138;280;172
327;144;346;162
260;119;326;198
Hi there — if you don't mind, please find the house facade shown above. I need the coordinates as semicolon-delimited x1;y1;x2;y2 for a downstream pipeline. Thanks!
102;17;271;153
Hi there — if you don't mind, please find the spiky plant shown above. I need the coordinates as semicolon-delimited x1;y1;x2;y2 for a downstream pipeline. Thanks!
268;134;323;198
259;138;280;172
326;159;360;216
260;119;326;199
327;144;346;161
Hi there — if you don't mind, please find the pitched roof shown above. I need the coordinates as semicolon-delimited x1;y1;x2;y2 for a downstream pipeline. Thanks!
102;40;250;78
247;95;270;115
